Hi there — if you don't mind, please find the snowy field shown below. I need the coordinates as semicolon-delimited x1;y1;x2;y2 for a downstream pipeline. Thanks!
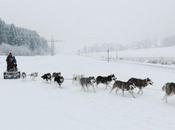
86;45;175;58
85;46;175;66
0;54;175;130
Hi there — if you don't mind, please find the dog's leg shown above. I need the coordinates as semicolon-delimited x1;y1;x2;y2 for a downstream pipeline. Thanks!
86;85;89;92
92;84;96;93
110;86;116;93
162;94;168;103
115;88;119;94
105;84;108;89
105;83;109;90
130;85;135;89
122;89;125;97
80;83;84;91
164;95;168;103
56;82;61;88
59;83;62;88
84;84;87;92
87;84;92;92
162;94;166;101
82;86;86;91
129;90;135;98
140;88;143;95
96;83;98;88
137;89;141;95
110;87;114;93
165;97;168;103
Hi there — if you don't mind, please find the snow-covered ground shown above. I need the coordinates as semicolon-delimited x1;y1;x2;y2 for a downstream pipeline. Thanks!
0;54;175;130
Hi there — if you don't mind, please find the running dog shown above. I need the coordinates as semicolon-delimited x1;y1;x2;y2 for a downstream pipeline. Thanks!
54;75;64;87
110;80;135;98
127;77;153;95
80;76;96;92
21;72;27;79
41;73;52;82
96;74;116;89
162;82;175;103
29;72;38;80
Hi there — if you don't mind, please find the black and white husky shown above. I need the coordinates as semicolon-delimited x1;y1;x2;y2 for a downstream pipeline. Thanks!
162;82;175;103
96;74;116;89
54;75;64;87
41;73;52;82
127;77;153;95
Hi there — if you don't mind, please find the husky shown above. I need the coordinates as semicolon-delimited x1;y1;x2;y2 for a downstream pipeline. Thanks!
80;76;96;92
41;73;52;82
21;72;27;79
96;74;116;89
54;75;64;87
110;80;135;98
162;82;175;103
127;77;153;95
29;72;38;80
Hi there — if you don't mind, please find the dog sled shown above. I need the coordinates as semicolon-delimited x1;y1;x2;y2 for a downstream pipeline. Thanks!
4;71;21;79
4;52;21;79
3;64;20;79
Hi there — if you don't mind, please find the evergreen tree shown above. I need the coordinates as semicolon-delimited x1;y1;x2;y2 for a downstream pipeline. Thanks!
0;18;49;55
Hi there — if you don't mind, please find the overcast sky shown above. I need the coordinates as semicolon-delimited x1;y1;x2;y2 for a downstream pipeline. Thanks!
0;0;175;52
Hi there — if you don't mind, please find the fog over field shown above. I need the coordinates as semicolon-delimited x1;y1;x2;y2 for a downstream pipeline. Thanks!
1;0;175;52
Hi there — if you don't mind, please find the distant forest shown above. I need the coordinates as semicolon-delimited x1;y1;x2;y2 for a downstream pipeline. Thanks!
0;18;49;55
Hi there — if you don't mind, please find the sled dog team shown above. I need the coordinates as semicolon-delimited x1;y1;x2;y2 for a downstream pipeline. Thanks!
21;72;175;103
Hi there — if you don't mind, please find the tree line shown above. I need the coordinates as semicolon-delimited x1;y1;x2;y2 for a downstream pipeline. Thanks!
0;18;49;55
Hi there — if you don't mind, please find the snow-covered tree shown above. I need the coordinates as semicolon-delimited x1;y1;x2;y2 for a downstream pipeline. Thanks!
0;18;49;55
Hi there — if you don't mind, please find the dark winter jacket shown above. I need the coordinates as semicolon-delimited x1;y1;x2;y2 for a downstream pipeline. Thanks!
6;53;13;65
